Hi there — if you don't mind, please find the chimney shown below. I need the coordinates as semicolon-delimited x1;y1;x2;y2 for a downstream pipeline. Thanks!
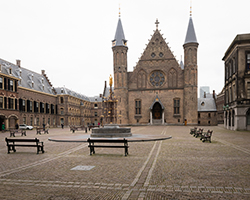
41;70;45;75
213;90;215;99
16;59;21;67
204;92;206;98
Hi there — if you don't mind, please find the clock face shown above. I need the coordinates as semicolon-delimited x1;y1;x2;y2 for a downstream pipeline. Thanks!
149;70;165;87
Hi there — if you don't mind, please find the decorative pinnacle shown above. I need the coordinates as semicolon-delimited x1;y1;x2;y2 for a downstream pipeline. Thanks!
155;19;159;30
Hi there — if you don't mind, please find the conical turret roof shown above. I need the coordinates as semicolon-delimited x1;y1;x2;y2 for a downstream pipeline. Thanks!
113;18;127;47
184;17;198;44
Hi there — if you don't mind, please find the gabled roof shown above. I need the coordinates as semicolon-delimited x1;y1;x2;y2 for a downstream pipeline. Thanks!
112;18;127;47
0;58;55;95
54;87;102;102
138;29;178;63
184;17;198;45
198;98;217;112
150;95;164;110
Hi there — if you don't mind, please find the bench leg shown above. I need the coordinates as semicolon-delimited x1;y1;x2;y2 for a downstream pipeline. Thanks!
125;146;128;156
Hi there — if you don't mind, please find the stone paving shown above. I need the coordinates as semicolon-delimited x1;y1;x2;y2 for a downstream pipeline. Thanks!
0;125;250;199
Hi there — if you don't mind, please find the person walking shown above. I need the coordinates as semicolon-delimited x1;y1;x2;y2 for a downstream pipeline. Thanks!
2;122;5;132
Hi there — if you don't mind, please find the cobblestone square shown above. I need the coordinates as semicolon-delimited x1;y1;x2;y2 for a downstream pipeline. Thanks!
0;125;250;199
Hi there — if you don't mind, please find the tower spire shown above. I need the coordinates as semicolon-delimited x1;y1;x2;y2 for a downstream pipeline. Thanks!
112;14;127;47
184;3;198;45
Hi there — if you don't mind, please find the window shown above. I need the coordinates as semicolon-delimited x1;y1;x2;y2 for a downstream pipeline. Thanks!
30;101;33;112
94;103;98;108
46;103;49;114
48;118;50;125
51;104;54;114
229;87;232;102
60;97;64;104
37;117;39;126
22;99;26;111
174;99;180;114
233;58;236;74
225;89;228;104
94;112;97;116
23;117;26;124
232;85;235;101
198;113;200;118
208;113;211;118
0;97;3;108
40;102;44;113
60;108;64;115
247;82;250;99
9;80;13;91
8;98;14;109
0;77;2;89
135;100;141;114
247;53;250;71
30;117;33;126
150;70;165;87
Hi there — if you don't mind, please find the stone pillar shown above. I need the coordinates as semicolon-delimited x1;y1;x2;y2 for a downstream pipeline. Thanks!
162;111;164;124
150;111;152;125
5;118;9;130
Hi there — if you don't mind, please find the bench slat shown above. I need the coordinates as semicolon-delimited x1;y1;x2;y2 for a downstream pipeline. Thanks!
88;145;128;148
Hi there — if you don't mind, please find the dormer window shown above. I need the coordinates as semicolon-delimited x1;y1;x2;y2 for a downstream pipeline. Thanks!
61;89;64;93
112;41;116;46
9;68;12;75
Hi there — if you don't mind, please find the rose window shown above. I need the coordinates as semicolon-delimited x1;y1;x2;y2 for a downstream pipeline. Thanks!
149;71;165;87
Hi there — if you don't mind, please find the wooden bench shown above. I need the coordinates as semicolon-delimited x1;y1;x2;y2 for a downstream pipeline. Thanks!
5;137;44;154
201;130;213;143
9;129;26;137
88;125;99;130
87;138;129;156
190;127;197;135
70;125;84;133
36;128;49;134
194;128;203;138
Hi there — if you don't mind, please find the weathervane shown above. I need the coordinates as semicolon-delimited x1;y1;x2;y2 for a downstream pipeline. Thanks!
190;0;192;16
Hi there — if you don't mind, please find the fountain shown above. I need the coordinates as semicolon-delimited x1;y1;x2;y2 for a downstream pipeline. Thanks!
91;75;132;138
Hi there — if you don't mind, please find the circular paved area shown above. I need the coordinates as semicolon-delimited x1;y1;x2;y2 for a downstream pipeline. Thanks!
0;125;250;199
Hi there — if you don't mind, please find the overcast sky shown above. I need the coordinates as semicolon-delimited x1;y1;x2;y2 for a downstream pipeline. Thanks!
0;0;249;97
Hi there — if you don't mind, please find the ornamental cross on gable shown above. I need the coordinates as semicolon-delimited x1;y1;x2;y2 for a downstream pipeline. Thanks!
155;19;159;30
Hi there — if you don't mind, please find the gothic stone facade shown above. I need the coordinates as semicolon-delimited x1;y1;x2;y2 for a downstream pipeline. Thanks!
112;18;198;125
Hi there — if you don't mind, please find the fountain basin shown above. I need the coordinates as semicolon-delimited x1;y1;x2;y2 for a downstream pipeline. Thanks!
91;124;132;138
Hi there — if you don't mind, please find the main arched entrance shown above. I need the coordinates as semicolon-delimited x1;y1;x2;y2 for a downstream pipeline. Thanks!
149;95;165;125
152;102;162;119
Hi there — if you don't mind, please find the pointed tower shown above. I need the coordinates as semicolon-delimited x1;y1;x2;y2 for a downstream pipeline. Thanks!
112;14;129;124
183;10;199;125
